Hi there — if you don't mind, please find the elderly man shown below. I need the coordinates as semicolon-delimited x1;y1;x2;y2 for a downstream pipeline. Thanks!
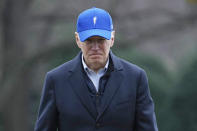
34;7;158;131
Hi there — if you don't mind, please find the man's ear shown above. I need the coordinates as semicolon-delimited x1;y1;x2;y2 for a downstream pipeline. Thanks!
75;32;81;48
110;31;115;47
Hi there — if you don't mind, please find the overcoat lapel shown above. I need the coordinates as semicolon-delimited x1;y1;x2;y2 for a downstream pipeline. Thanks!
97;70;124;121
96;51;124;121
68;52;97;120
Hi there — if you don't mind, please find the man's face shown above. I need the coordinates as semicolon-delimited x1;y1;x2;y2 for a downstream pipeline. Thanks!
75;32;115;72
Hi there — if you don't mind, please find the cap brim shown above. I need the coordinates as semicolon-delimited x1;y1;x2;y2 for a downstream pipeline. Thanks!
78;29;111;42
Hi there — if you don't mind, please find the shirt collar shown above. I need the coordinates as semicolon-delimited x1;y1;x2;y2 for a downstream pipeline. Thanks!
81;54;109;74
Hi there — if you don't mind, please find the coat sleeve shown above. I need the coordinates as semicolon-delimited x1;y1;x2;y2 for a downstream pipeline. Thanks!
34;73;58;131
135;70;158;131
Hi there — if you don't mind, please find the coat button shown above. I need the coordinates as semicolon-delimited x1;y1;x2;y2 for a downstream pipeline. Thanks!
96;93;99;97
96;123;101;128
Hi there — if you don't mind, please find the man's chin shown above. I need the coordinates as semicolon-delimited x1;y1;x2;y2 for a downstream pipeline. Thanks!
89;59;103;66
90;59;102;64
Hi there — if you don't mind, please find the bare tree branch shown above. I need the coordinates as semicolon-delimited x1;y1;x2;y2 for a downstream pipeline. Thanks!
117;8;197;45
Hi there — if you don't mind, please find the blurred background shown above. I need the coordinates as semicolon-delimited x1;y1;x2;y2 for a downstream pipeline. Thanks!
0;0;197;130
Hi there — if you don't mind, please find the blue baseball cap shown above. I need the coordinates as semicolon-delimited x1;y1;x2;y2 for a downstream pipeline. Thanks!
76;7;113;42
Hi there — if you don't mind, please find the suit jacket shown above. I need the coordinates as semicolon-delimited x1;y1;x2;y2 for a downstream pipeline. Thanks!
34;51;158;131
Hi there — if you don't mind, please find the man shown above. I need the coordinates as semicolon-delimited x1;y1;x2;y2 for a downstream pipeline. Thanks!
34;7;158;131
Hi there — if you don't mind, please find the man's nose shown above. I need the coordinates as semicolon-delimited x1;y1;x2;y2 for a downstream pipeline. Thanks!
91;41;100;50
